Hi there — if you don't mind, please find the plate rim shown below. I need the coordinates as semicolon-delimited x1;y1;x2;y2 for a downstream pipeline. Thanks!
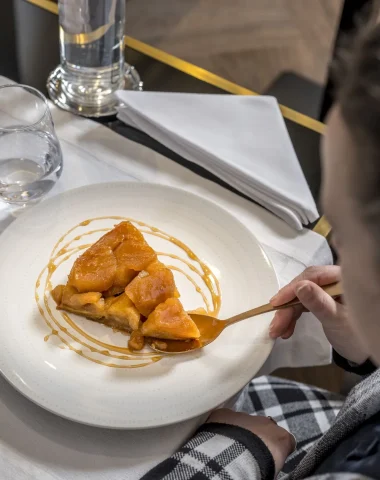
0;182;278;429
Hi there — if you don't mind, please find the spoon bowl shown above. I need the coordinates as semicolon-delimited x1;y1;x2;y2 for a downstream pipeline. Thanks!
148;281;343;354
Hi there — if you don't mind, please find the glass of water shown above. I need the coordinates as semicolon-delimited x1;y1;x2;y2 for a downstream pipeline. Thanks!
0;84;63;206
47;0;142;118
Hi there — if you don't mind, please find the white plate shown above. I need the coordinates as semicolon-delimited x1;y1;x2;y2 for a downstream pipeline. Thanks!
0;183;277;429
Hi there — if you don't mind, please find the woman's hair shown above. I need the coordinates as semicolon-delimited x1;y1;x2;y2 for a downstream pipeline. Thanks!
335;21;380;208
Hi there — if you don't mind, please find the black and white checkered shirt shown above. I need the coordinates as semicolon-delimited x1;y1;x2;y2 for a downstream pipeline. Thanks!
141;365;380;480
142;422;274;480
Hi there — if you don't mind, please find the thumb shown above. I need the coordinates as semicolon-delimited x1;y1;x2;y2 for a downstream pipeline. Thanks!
295;280;339;324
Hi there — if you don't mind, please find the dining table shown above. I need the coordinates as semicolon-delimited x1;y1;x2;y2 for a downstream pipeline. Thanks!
0;2;334;479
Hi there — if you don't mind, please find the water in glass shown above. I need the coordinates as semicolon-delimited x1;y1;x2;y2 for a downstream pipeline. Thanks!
0;84;63;205
47;0;142;117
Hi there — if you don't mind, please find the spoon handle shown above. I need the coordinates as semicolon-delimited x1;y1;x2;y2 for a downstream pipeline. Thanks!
226;281;343;326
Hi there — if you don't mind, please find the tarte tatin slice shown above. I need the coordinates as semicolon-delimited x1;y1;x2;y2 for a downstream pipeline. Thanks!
52;221;200;350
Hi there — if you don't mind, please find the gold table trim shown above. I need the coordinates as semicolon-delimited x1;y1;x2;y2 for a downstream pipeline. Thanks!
24;0;331;237
25;0;325;134
26;0;57;14
313;216;331;238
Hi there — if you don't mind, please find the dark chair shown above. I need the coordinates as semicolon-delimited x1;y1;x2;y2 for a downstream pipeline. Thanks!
264;0;377;122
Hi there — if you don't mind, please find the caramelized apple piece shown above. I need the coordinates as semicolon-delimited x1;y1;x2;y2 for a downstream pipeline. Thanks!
70;291;102;309
67;222;156;293
125;261;178;317
58;284;101;309
128;330;145;351
51;285;65;304
113;225;156;271
54;285;106;318
95;221;131;250
53;285;140;332
106;293;141;331
68;245;117;293
61;285;79;305
113;267;138;292
141;298;200;340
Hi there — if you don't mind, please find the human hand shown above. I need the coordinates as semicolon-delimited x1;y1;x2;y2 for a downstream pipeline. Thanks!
269;266;368;364
207;409;295;474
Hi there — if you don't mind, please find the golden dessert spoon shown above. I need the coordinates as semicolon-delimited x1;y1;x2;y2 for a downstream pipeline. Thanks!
148;281;343;354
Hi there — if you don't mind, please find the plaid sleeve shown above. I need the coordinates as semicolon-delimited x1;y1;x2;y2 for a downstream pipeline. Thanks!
141;422;275;480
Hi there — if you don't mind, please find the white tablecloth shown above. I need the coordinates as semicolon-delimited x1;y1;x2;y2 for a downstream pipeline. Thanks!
0;97;332;480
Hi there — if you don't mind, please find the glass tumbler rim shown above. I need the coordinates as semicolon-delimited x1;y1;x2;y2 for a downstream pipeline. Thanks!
0;84;51;132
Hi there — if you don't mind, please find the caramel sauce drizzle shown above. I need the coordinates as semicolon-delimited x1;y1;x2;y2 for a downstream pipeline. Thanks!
35;216;221;369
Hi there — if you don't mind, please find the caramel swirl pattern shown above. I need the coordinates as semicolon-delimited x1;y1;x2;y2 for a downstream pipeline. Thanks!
35;217;221;368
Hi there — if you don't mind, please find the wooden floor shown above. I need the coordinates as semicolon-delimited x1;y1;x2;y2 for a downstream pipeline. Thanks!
127;0;343;93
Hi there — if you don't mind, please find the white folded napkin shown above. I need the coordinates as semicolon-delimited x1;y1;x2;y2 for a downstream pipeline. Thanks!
116;91;319;230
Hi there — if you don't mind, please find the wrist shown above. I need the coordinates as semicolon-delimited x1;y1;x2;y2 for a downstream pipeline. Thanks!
323;328;368;364
255;434;290;474
206;411;293;475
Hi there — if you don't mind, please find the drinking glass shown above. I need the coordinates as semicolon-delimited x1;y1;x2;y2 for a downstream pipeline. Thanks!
0;84;63;205
47;0;142;118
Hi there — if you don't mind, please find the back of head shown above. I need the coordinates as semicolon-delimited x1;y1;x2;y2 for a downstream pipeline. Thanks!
335;21;380;212
325;19;380;366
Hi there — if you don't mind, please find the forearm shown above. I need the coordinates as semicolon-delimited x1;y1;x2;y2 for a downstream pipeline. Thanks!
141;423;275;480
